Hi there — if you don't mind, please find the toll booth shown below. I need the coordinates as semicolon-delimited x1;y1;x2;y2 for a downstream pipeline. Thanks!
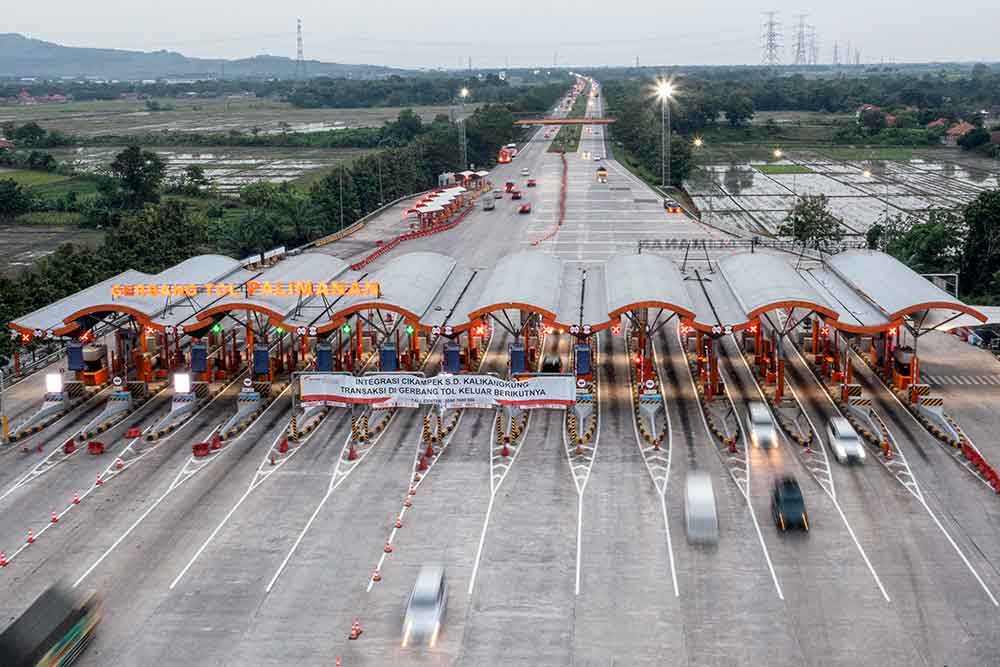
190;341;208;377
67;341;109;386
252;343;270;377
443;342;461;374
574;343;592;378
509;342;526;376
379;343;398;372
315;341;333;372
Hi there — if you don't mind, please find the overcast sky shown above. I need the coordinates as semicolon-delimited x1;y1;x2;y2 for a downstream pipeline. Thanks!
9;1;1000;69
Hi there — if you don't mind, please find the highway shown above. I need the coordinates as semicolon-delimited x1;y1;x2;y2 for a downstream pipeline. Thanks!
1;77;999;666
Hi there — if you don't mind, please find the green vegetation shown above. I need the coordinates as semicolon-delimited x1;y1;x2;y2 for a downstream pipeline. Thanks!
865;190;1000;303
818;147;924;161
549;84;589;154
777;194;844;244
0;170;70;187
755;164;813;175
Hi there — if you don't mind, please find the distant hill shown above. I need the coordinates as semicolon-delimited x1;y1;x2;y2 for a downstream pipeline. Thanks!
0;33;406;80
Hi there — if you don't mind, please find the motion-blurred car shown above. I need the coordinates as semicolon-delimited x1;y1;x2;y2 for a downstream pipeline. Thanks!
0;583;102;667
520;167;530;177
401;565;447;649
663;198;682;213
518;203;532;214
526;179;537;187
593;155;602;161
746;401;777;449
685;471;719;544
771;476;809;532
826;416;866;464
493;189;503;199
504;181;515;193
511;190;522;200
541;354;562;372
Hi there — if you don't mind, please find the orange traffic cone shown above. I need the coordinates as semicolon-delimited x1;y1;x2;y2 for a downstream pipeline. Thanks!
384;540;392;553
425;443;434;458
347;442;358;461
413;472;421;482
409;485;416;496
270;454;276;466
0;551;6;567
95;474;103;486
51;511;58;523
278;438;289;454
349;619;363;640
372;568;381;582
115;458;124;470
335;658;341;667
417;455;428;471
404;496;412;508
72;493;80;505
395;516;402;529
26;529;34;544
501;442;510;457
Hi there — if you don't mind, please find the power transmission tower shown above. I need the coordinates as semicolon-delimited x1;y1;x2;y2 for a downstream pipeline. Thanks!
792;14;808;65
855;48;861;66
847;41;852;67
808;25;819;65
295;19;305;80
833;40;839;66
761;12;782;66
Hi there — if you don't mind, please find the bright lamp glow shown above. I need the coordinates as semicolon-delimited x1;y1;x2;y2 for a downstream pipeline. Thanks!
862;169;872;178
773;148;783;159
693;137;704;148
654;79;675;100
45;373;63;394
174;373;191;394
459;87;470;98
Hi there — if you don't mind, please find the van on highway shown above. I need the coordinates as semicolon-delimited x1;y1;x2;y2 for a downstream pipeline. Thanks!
482;197;495;211
684;472;719;544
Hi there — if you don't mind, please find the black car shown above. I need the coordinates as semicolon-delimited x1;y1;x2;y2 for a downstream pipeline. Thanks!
541;355;563;373
771;476;809;532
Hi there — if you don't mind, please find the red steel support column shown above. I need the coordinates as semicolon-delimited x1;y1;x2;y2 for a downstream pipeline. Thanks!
707;338;717;401
355;318;363;368
811;319;819;356
695;330;704;378
245;319;254;374
775;337;785;403
410;328;419;370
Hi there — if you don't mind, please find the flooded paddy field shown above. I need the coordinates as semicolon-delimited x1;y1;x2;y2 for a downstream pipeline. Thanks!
0;98;464;137
48;146;371;193
685;147;1000;236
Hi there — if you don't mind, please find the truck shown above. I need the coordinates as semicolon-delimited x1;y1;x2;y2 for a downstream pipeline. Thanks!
0;584;102;667
596;166;608;183
483;196;495;211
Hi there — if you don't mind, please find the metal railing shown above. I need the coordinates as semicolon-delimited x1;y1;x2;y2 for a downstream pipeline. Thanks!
637;238;868;254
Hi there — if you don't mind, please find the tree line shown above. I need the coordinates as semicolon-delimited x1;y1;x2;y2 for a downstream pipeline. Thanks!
0;104;523;361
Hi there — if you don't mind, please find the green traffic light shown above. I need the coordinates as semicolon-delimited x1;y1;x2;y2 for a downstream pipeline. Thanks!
342;324;352;334
405;325;415;335
275;326;284;334
211;323;222;333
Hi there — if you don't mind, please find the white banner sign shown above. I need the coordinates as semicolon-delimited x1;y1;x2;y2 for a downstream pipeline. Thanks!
299;373;575;410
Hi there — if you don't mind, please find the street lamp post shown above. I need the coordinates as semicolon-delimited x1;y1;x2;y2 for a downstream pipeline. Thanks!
457;87;470;170
655;80;674;189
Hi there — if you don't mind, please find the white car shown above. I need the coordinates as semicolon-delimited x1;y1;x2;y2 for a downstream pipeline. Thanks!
827;416;866;464
685;472;719;545
746;401;777;449
402;565;447;648
520;168;529;177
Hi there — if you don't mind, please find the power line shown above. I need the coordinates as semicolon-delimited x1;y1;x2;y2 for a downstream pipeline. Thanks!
761;12;782;66
808;25;819;65
295;19;305;80
793;14;808;65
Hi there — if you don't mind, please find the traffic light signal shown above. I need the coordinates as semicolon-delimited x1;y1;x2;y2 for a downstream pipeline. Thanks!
341;323;352;334
275;326;284;334
405;325;415;335
211;323;222;334
611;324;621;336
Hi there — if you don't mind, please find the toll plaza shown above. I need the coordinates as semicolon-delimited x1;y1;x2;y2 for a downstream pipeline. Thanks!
6;254;241;441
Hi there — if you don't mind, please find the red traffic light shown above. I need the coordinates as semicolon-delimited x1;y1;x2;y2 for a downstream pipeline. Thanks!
748;323;758;334
611;324;621;336
634;354;642;365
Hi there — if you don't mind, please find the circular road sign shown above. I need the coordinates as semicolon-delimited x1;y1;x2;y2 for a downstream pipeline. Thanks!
644;379;655;390
113;376;123;387
576;378;587;388
243;378;253;388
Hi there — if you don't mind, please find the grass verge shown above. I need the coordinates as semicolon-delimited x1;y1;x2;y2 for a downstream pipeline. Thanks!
755;164;813;175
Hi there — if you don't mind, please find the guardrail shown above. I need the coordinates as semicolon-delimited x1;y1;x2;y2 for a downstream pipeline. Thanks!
349;203;476;271
304;189;434;250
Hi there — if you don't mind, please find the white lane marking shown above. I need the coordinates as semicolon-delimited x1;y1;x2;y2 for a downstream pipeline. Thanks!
637;336;678;597
0;377;246;567
676;327;781;598
72;385;289;588
849;350;1000;607
781;348;891;602
721;364;785;601
564;335;602;596
467;411;533;597
168;411;332;589
264;420;390;594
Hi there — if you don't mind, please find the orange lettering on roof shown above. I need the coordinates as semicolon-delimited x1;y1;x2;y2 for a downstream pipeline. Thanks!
347;281;363;296
246;281;261;297
295;281;313;297
330;282;345;296
364;281;380;297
